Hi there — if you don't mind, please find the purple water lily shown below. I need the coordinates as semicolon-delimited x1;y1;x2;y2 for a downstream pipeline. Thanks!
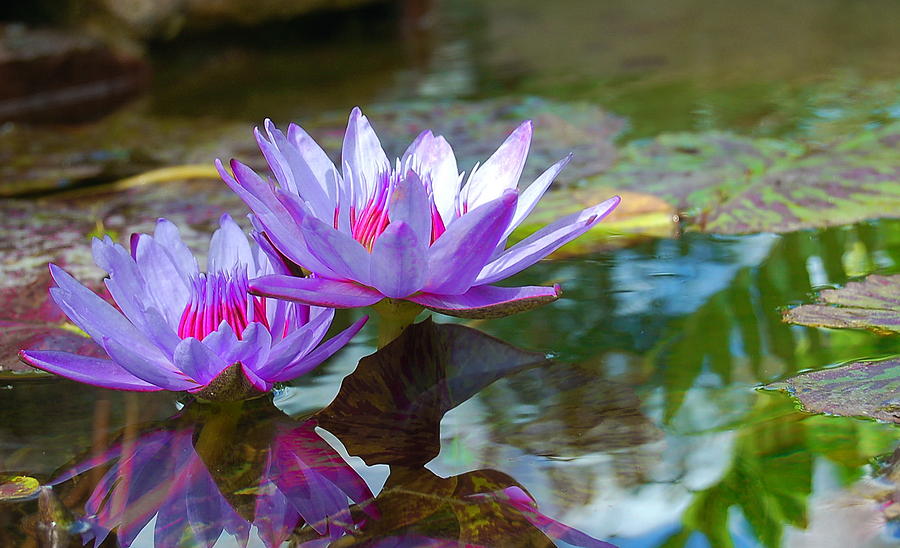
19;215;367;400
217;107;620;319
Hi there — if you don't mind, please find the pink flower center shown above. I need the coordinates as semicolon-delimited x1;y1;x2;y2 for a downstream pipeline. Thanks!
346;168;446;251
177;270;268;341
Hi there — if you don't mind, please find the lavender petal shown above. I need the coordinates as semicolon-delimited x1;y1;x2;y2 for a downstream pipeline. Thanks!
18;351;161;391
370;222;428;298
251;275;383;308
423;190;517;295
410;284;561;319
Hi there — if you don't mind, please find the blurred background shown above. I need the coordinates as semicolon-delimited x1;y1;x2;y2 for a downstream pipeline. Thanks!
2;0;898;135
3;2;900;547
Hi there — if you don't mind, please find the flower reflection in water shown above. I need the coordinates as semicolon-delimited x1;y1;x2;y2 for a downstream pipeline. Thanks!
46;321;616;547
50;401;375;547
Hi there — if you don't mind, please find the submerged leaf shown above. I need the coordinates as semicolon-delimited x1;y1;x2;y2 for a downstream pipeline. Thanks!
783;274;900;334
767;357;900;423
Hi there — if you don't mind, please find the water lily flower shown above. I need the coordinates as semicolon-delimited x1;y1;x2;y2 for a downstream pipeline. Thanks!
19;215;367;401
217;108;620;320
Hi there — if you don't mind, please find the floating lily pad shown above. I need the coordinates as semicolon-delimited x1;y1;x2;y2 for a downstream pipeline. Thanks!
594;122;900;234
767;357;900;423
783;274;900;334
0;475;40;501
706;137;900;234
597;131;804;213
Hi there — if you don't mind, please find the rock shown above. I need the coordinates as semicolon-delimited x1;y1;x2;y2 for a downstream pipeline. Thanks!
0;23;149;124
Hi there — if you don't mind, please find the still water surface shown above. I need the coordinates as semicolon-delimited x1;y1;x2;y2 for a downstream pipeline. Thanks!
3;0;900;546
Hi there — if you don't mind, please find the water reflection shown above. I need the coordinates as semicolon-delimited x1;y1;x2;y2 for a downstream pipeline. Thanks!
49;400;374;547
11;320;612;547
4;224;900;547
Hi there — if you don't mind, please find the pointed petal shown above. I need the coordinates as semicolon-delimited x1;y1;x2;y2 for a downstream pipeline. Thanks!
342;107;389;198
208;213;255;273
132;233;193;325
136;305;183;359
219;159;342;279
410;284;561;319
264;120;334;219
152;219;199;278
477;196;620;285
369;222;427;298
225;322;272;372
423;190;517;295
402;131;460;224
389;171;432;246
19;351;162;391
103;337;196;390
48;264;160;358
297;206;372;284
501;154;572;241
251;275;383;308
173;337;229;385
256;124;292;192
268;316;368;382
287;121;343;207
92;237;173;346
200;321;240;360
257;308;335;378
274;188;367;281
464;121;532;209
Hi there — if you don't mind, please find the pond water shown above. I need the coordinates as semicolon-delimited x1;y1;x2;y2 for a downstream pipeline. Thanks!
2;0;900;546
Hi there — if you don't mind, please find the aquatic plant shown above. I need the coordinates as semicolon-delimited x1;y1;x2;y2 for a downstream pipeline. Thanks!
216;107;620;331
18;215;366;400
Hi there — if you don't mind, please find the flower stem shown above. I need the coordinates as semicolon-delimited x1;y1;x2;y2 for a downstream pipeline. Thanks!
371;299;424;348
193;400;244;462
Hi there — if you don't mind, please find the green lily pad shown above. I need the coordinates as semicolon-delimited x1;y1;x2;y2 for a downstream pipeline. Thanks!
597;131;804;213
767;357;900;423
0;475;40;501
594;122;900;234
706;132;900;234
783;274;900;334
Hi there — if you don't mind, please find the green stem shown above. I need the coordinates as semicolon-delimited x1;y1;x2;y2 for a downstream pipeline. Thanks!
193;400;244;462
371;299;424;348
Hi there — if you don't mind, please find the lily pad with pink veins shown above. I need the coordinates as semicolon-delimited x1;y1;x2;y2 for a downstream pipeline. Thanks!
767;357;900;423
595;122;900;234
783;274;900;334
